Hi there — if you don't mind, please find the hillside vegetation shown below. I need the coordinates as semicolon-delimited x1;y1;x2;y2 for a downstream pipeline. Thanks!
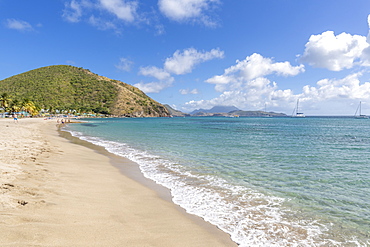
0;65;169;117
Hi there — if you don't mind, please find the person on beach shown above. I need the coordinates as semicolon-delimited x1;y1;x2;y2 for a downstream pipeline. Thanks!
13;114;18;123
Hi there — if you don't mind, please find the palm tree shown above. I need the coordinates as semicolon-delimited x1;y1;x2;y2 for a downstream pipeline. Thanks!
0;93;11;113
48;106;54;115
22;98;39;116
10;99;21;114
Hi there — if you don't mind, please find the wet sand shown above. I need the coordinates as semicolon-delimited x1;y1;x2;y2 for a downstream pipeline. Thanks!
0;117;237;246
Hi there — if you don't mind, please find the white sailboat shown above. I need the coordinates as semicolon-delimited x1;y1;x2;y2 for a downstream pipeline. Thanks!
354;101;368;119
292;99;305;118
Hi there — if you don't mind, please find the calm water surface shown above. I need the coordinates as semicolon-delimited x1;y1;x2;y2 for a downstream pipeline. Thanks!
64;117;370;246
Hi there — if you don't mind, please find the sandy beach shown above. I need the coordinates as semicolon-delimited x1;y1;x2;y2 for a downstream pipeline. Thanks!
0;118;236;247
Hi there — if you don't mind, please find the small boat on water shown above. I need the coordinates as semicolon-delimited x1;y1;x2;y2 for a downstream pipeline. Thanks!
292;99;305;118
354;101;369;119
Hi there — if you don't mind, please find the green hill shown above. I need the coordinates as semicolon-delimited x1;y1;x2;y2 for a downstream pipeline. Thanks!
0;65;170;117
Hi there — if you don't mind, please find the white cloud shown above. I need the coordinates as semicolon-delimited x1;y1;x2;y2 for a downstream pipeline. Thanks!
227;53;304;79
301;72;370;101
185;91;250;111
184;54;370;113
181;53;304;111
136;66;175;92
158;0;220;26
134;81;172;93
63;0;139;27
206;53;304;92
179;88;199;95
62;0;219;33
89;15;117;30
5;19;34;32
183;71;370;115
138;47;224;93
99;0;138;22
63;0;84;22
164;48;224;75
270;89;294;103
115;57;134;71
184;17;370;114
184;77;282;112
360;14;370;66
300;31;369;71
139;66;173;81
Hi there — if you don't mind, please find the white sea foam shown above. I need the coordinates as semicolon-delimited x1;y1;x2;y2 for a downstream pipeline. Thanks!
65;129;366;247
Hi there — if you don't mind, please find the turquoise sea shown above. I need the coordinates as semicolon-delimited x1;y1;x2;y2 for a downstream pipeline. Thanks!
63;117;370;246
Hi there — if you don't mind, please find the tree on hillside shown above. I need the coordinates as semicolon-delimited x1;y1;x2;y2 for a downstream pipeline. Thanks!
21;98;39;116
0;92;11;113
10;99;21;114
0;65;170;117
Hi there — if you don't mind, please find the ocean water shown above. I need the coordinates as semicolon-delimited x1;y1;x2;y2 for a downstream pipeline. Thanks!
63;117;370;246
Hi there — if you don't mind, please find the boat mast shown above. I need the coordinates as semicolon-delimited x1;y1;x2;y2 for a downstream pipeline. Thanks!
296;99;299;115
354;101;368;118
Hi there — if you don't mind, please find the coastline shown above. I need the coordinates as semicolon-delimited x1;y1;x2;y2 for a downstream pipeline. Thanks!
0;118;237;246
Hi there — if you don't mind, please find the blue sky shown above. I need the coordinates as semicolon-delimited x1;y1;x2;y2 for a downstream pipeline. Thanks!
1;0;370;115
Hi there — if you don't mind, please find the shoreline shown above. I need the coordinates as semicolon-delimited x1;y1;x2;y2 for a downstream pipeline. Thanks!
57;128;173;202
58;124;234;237
0;118;237;246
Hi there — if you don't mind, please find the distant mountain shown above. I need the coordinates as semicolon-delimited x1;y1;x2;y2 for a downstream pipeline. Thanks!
0;65;170;117
230;110;287;117
189;105;288;117
164;104;190;117
191;105;239;115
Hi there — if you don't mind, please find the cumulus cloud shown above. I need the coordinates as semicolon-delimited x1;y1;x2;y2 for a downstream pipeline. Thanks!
183;52;370;113
99;0;138;22
183;16;370;114
301;72;370;101
185;77;283;111
360;15;370;66
5;19;34;32
134;81;172;93
137;48;224;93
139;66;174;81
300;15;370;70
182;53;305;112
183;71;370;114
136;66;175;93
185;91;251;111
164;48;224;75
206;53;304;92
300;31;369;71
158;0;220;26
